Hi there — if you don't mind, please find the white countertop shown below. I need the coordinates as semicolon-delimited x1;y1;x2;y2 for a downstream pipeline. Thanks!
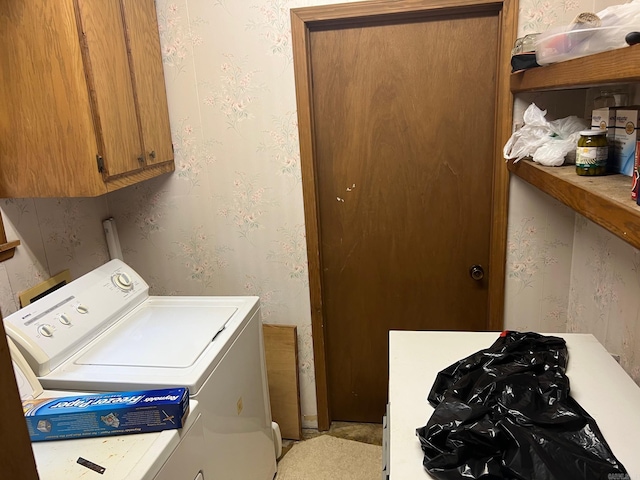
388;331;640;479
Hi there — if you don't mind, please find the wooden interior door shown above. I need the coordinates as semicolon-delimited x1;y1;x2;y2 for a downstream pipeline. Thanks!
292;0;516;426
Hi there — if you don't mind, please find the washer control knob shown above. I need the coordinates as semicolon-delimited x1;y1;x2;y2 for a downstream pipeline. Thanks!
38;324;54;337
76;304;89;314
58;314;71;325
112;272;133;291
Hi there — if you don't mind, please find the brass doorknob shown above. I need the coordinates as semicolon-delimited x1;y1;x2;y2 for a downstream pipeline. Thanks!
469;265;484;281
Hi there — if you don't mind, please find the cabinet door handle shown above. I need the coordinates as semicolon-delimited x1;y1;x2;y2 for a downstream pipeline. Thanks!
149;150;156;159
138;155;144;164
96;155;105;173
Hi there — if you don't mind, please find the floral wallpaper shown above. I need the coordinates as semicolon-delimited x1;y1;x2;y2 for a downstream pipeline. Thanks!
0;197;110;316
504;177;574;334
1;0;639;437
505;172;640;387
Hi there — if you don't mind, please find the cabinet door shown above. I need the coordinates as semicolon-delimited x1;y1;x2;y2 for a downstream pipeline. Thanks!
76;0;143;179
122;0;174;167
0;0;104;197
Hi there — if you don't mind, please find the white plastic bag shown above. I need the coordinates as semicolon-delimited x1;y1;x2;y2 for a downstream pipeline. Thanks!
503;104;551;162
534;115;588;165
503;103;588;166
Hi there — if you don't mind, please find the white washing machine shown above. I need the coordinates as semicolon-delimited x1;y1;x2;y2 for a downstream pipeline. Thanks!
9;336;206;480
4;260;278;480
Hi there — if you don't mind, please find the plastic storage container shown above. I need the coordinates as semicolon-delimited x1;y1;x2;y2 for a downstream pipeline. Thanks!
535;26;627;65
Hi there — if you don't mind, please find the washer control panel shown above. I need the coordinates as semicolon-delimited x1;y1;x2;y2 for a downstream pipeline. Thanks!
3;259;149;375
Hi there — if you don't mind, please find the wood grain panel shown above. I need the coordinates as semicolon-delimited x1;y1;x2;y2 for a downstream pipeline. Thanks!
105;161;175;193
293;0;502;22
290;9;332;431
263;325;302;441
488;0;517;330
508;160;640;249
0;215;20;262
0;0;105;197
311;11;499;422
0;0;174;197
0;240;20;262
511;44;640;93
292;0;514;427
76;0;143;179
121;0;174;167
0;318;39;479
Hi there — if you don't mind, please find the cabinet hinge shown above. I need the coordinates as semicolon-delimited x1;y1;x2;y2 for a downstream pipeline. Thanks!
96;155;105;173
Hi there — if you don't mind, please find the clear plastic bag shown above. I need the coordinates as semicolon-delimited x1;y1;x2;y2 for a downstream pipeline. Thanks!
503;103;588;166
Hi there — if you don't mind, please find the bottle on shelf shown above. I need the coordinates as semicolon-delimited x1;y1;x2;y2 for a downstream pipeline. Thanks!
576;129;608;176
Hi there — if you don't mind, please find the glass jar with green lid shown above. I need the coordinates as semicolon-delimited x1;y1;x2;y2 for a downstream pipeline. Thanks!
576;129;608;176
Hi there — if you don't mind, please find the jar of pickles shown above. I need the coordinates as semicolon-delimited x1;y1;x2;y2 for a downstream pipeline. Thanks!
576;129;608;176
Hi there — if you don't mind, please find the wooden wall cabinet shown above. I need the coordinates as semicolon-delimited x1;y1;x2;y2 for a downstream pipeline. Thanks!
0;0;174;198
509;45;640;251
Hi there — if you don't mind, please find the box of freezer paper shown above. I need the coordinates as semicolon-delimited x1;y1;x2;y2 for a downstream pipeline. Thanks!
22;387;188;442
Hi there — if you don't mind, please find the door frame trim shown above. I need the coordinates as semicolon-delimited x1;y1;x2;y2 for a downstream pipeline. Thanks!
291;0;518;431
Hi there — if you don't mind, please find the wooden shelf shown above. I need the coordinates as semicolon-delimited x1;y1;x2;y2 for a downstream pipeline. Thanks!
0;217;19;262
511;44;640;93
508;160;640;250
509;46;640;249
0;239;20;262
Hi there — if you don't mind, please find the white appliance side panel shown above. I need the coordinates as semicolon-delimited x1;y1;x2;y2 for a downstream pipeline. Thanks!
8;336;43;400
196;309;277;480
75;304;237;368
154;413;205;480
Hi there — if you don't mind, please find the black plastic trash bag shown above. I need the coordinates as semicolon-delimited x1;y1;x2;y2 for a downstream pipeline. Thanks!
416;331;628;480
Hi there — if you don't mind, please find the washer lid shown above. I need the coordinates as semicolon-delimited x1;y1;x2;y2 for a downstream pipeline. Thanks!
75;303;237;368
